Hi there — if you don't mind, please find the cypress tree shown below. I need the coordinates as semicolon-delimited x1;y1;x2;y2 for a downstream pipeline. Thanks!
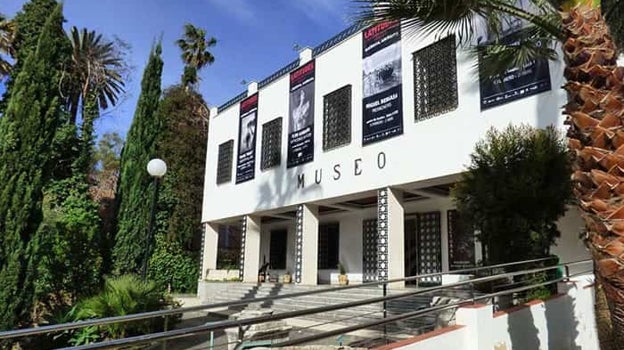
113;43;164;275
0;3;70;330
0;0;59;111
148;85;208;291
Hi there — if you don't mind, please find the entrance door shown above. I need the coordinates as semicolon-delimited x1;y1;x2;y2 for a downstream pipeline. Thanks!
416;212;442;286
404;212;442;286
362;219;378;282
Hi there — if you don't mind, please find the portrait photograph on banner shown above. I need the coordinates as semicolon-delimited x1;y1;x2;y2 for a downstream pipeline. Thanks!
287;60;315;168
362;20;403;145
478;0;551;110
236;94;258;183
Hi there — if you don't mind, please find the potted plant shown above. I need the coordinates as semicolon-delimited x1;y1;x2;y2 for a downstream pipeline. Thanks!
282;270;292;284
338;262;349;286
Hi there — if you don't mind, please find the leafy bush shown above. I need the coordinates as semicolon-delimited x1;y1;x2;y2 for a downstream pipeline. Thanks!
67;275;180;346
149;233;199;293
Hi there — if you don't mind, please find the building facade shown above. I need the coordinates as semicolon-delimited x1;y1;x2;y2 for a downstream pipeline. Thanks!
199;21;589;288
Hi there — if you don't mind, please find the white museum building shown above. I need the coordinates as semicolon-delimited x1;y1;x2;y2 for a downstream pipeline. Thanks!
198;20;590;290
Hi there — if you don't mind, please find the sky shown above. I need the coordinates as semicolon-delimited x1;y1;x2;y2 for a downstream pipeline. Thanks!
1;0;355;139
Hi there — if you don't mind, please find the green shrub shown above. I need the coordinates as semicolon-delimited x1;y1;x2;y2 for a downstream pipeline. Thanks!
68;275;180;346
149;233;199;293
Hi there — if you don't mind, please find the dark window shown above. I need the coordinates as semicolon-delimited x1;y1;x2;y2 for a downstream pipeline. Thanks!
323;85;352;151
269;229;287;269
217;224;241;269
216;140;234;184
318;223;340;269
413;35;458;122
261;117;282;170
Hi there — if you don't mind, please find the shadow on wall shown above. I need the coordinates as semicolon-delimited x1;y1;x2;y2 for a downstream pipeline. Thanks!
545;289;581;350
536;58;565;130
255;164;317;212
507;304;541;350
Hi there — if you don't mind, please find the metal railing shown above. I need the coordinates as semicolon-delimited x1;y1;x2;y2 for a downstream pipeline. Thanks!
0;258;592;349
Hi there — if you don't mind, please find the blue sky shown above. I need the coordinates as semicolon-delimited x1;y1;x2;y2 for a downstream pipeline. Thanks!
2;0;355;138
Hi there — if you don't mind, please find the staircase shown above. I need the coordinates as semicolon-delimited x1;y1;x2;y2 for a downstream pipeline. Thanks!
197;282;464;335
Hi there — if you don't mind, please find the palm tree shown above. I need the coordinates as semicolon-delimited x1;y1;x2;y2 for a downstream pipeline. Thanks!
0;14;15;78
355;0;624;342
176;23;216;89
63;26;125;125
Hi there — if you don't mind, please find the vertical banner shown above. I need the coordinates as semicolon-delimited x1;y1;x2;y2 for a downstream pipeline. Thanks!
287;60;315;168
447;210;476;270
478;1;551;110
362;21;403;145
235;94;258;184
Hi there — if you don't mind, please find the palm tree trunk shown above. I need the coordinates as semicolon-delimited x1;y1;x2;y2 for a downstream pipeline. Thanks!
563;5;624;343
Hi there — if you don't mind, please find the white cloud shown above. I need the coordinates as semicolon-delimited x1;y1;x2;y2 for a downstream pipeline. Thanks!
207;0;255;24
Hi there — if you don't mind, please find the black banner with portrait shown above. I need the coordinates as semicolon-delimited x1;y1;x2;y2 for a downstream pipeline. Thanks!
287;60;315;168
362;21;403;145
235;93;258;184
447;210;476;270
478;5;551;110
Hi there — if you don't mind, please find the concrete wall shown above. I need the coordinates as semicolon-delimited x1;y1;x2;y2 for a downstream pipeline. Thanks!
202;23;567;223
386;275;598;350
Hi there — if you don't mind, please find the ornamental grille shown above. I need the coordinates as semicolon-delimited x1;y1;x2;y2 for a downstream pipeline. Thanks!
417;211;442;286
413;35;458;122
216;140;233;184
261;117;282;170
323;85;352;151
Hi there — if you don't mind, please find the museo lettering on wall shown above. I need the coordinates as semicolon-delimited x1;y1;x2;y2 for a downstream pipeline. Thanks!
362;21;404;145
236;93;258;183
287;60;316;168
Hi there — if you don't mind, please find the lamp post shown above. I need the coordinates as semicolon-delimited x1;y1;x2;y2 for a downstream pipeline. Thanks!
141;158;167;280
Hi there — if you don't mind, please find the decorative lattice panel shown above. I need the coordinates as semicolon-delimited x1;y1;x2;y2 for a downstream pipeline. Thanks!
377;189;389;281
239;217;247;280
261;117;282;170
295;205;304;284
323;85;352;151
417;212;442;285
362;219;378;282
199;224;206;279
413;35;458;122
216;140;234;184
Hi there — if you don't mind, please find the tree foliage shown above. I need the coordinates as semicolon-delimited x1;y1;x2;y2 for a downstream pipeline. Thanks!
148;85;208;291
0;3;70;330
176;23;216;88
113;42;164;275
452;125;572;265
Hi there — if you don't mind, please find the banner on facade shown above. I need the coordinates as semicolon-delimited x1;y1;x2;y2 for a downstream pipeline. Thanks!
447;210;476;270
287;60;315;168
362;21;403;145
478;3;551;110
235;93;258;183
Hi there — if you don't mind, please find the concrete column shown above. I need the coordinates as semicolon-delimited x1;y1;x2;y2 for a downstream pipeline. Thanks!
378;188;405;288
242;215;261;283
295;204;319;285
200;223;219;279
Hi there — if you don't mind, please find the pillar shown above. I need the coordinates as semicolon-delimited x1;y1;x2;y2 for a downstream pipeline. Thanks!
241;215;261;283
378;188;405;288
295;204;319;285
200;222;219;280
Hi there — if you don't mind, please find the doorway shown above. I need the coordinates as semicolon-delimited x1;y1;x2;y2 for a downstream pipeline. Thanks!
405;211;442;286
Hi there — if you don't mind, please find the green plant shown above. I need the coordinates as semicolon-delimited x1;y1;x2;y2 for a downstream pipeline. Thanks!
338;262;346;275
68;275;179;345
148;233;198;293
452;125;572;265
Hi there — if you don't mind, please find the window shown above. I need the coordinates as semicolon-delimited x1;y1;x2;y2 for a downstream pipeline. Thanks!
217;224;241;269
413;35;458;121
261;117;282;170
323;85;352;151
318;223;340;269
269;229;287;269
216;140;234;184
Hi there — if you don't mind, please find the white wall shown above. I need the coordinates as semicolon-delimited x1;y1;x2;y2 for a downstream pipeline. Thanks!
552;206;591;270
202;22;567;223
391;275;598;350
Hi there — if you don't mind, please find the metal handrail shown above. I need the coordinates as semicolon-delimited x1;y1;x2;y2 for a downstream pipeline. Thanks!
0;256;562;340
57;260;592;349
